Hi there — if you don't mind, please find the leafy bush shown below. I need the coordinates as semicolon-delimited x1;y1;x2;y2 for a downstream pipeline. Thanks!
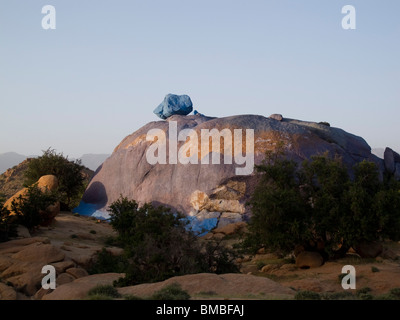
371;266;380;273
150;283;190;300
294;290;321;300
91;196;239;287
243;147;400;258
11;185;58;231
321;291;355;300
87;285;121;299
24;148;87;210
88;248;129;274
389;287;400;298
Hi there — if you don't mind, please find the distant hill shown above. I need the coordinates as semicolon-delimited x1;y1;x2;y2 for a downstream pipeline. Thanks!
79;154;110;171
0;152;29;174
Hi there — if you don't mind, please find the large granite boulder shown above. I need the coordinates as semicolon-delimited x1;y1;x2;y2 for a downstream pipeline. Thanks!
153;94;193;119
76;114;383;231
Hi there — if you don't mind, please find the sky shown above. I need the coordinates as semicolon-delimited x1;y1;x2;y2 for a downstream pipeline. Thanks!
0;0;399;158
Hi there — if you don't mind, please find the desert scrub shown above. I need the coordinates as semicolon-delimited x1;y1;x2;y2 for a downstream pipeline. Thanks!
321;291;356;300
256;261;266;270
150;283;190;300
356;287;373;300
376;288;400;300
294;290;321;300
371;266;380;272
87;285;121;300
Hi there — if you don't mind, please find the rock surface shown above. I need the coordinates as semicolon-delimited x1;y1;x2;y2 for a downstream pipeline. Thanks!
117;273;295;299
153;94;193;120
295;251;324;269
0;212;119;299
355;241;383;259
79;114;383;228
42;273;124;300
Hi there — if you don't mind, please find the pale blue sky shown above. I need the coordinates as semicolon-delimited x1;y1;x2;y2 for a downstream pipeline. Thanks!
1;0;399;158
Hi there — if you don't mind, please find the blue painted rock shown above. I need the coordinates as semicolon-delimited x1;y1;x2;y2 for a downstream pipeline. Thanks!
153;94;193;119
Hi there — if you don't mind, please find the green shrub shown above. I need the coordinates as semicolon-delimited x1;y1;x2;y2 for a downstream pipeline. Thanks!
11;185;58;231
294;290;321;300
150;283;190;300
371;266;380;273
389;288;400;298
88;247;128;275
107;196;239;287
356;287;372;300
321;291;355;300
318;121;331;127
87;285;121;299
243;147;400;258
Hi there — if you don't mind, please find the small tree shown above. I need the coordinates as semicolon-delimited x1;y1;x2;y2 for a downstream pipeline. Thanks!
243;148;400;259
0;196;18;242
24;148;86;210
243;146;310;254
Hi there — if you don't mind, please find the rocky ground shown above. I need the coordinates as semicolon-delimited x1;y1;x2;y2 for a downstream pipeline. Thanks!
1;212;400;300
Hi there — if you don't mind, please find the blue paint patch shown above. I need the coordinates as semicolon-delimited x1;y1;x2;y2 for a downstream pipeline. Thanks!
184;216;218;236
72;201;111;220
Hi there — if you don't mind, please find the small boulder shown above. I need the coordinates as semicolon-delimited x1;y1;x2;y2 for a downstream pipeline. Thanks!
66;267;89;279
354;241;383;258
37;175;59;192
153;94;193;120
269;114;283;121
42;273;125;300
295;251;324;269
217;212;243;228
11;243;65;264
212;221;247;236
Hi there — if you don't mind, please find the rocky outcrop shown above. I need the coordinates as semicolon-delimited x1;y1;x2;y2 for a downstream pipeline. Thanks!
77;114;385;229
384;147;400;179
0;159;32;200
117;273;295;299
0;212;121;299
